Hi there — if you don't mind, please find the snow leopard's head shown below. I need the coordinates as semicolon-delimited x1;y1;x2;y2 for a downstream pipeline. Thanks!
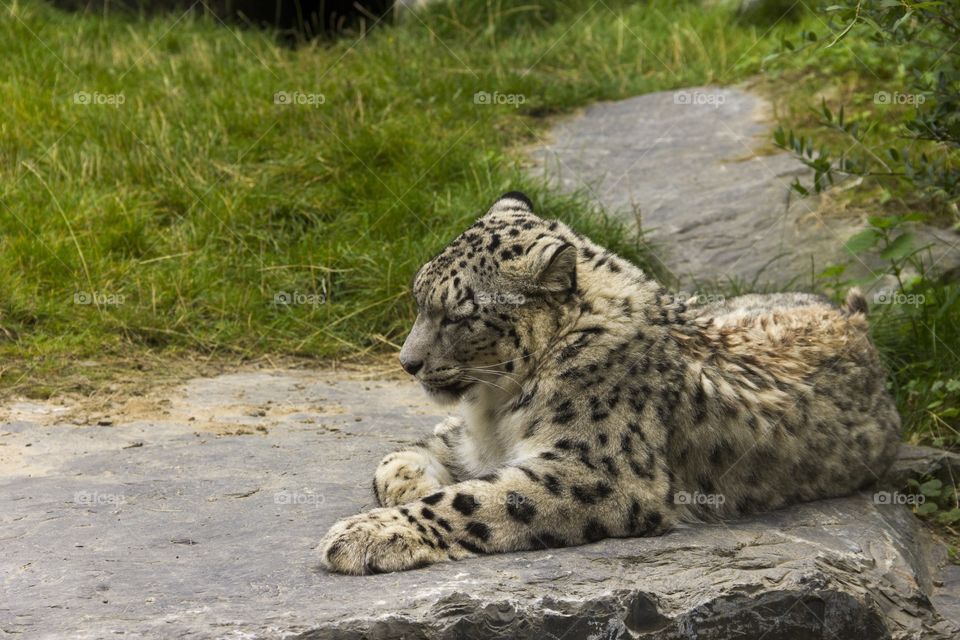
400;192;579;405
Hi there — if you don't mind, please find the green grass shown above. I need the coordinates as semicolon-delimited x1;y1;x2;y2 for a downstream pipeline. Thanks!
0;0;806;377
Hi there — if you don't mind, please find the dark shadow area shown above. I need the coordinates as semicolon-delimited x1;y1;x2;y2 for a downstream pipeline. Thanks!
47;0;397;39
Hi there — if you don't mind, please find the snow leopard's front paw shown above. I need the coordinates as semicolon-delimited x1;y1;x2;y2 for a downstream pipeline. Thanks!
318;507;452;575
373;450;447;507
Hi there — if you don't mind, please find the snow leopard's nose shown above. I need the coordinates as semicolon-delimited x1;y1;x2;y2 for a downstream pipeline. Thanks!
400;356;423;376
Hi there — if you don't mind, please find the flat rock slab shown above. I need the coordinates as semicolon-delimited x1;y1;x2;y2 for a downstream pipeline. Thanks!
2;371;958;639
530;86;959;287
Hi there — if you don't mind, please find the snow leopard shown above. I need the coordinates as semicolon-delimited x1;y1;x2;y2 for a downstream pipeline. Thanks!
318;191;901;575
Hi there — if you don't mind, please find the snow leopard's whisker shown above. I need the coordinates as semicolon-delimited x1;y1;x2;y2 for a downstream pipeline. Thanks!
468;359;523;371
468;351;539;371
462;375;512;395
462;367;521;384
464;372;523;394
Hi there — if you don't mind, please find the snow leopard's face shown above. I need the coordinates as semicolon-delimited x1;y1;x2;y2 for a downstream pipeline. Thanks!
400;193;577;405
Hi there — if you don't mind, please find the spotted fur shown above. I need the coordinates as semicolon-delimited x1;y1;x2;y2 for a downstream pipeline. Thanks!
318;192;901;575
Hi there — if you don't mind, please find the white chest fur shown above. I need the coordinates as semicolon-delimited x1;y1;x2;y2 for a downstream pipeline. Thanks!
455;391;530;478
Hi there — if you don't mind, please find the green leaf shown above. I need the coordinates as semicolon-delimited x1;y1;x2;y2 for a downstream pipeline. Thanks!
880;233;916;261
920;479;943;497
844;229;880;255
916;502;939;515
828;14;858;47
818;264;846;279
936;508;960;525
892;10;914;31
868;215;895;229
860;16;885;33
848;275;876;288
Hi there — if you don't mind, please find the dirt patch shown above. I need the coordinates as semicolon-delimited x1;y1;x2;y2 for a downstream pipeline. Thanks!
0;352;404;431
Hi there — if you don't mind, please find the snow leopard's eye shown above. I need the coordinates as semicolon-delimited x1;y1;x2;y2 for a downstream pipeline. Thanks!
442;298;476;325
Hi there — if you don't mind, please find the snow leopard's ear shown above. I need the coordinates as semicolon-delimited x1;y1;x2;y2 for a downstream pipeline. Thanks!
507;236;577;295
488;191;534;215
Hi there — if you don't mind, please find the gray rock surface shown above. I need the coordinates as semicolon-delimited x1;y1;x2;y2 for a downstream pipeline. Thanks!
2;370;958;639
529;86;959;288
887;445;960;490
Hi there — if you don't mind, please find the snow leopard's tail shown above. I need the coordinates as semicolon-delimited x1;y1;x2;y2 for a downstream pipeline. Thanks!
843;287;868;316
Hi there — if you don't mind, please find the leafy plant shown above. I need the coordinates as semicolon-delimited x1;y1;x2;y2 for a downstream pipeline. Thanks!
771;1;960;223
906;476;960;526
